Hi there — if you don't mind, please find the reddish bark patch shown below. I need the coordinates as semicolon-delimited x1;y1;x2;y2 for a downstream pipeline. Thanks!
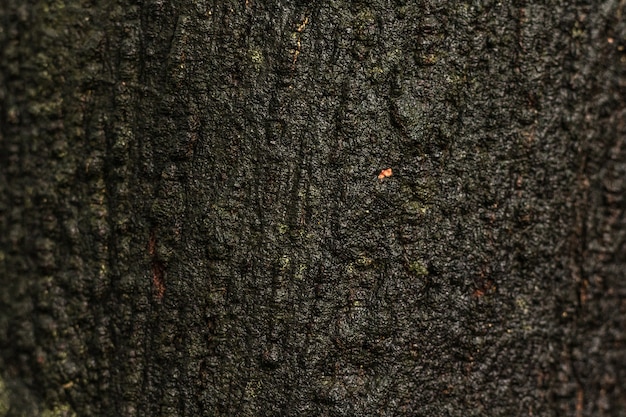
149;229;165;299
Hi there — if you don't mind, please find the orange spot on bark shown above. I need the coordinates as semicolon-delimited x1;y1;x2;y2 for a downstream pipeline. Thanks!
378;168;393;179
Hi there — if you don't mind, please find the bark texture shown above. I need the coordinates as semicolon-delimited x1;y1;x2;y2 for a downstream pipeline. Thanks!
1;1;626;416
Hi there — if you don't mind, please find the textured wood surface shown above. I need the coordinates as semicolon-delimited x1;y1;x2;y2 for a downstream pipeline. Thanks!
1;1;625;415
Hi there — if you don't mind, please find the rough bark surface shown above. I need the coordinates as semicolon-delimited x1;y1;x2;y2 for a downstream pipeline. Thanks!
1;1;626;416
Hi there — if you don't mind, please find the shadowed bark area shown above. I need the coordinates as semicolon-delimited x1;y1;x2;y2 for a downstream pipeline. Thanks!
1;1;625;416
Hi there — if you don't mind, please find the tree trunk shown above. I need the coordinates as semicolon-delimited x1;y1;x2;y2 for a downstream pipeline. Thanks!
1;1;625;416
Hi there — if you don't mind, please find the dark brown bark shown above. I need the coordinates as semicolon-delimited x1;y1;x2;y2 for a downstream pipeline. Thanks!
1;1;625;416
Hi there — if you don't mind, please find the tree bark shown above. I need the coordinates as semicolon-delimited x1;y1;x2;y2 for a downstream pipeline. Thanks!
1;1;625;416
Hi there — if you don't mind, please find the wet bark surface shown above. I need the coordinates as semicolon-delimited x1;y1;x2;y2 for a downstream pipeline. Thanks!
1;1;626;416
